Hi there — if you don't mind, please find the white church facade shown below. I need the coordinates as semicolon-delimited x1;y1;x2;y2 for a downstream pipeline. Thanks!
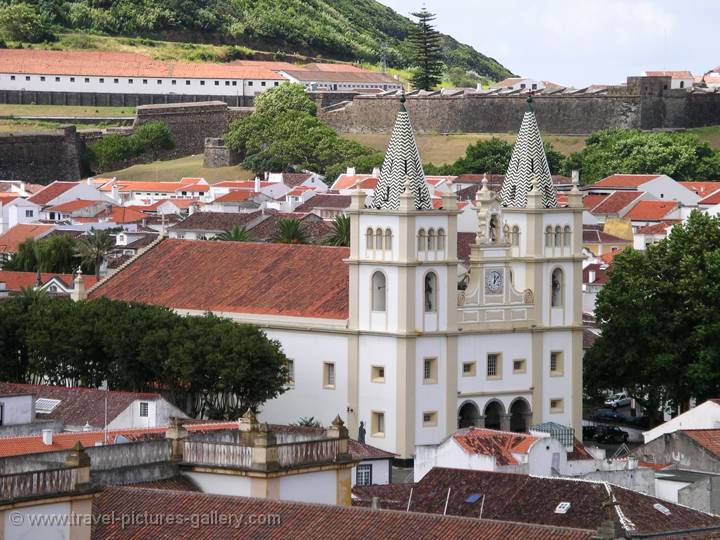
89;96;583;461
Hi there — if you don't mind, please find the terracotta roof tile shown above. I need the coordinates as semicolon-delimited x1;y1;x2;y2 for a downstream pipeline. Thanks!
295;194;351;212
171;211;262;232
452;427;538;465
246;213;332;243
645;71;693;79
682;181;720;198
592;174;660;188
27;181;79;205
0;223;54;253
214;191;254;202
582;194;609;211
456;232;475;265
583;263;610;285
281;69;398;84
129;475;201;492
590;191;644;215
625;200;678;221
682;429;720;459
0;49;283;80
0;271;97;291
92;486;594;540
280;172;313;187
89;238;349;320
48;199;104;213
331;174;378;190
582;227;630;244
636;221;675;234
698;189;720;205
600;247;626;264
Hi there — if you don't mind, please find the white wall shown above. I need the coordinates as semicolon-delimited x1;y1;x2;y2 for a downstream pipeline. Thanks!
185;472;252;496
4;500;70;540
0;394;34;425
655;478;689;503
0;73;281;97
415;438;499;481
643;401;720;443
106;398;187;430
279;470;337;504
641;176;699;206
351;459;392;487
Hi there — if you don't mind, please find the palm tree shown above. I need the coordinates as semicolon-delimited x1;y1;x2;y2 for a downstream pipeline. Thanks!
274;218;307;245
325;214;350;247
214;226;252;242
76;229;114;280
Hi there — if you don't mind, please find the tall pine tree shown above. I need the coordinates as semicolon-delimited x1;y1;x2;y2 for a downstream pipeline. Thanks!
408;8;445;91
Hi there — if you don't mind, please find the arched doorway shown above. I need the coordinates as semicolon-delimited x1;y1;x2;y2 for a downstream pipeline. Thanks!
509;398;532;432
458;402;481;429
483;401;505;430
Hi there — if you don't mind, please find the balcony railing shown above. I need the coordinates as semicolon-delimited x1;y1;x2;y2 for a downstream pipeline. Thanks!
276;438;342;467
0;467;79;503
183;441;252;468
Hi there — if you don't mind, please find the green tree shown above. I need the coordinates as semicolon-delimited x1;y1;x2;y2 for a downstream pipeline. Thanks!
274;218;307;244
76;229;114;280
0;2;55;43
325;214;350;247
408;8;444;91
451;137;514;174
253;83;317;117
132;121;175;160
565;129;720;184
446;66;479;88
1;238;38;271
586;211;720;418
214;225;252;242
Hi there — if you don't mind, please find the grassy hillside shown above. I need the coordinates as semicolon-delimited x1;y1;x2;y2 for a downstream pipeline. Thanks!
5;0;512;80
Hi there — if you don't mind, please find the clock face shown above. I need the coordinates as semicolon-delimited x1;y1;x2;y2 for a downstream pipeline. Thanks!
485;269;504;294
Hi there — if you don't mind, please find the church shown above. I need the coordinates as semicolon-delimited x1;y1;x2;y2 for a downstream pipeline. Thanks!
89;96;583;461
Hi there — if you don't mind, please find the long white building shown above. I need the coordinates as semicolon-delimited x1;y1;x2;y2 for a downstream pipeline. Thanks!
89;97;583;461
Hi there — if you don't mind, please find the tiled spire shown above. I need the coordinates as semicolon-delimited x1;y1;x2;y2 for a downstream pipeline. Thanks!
372;94;432;211
499;97;558;208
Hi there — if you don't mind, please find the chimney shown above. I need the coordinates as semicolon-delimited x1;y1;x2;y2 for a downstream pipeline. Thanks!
82;422;91;432
42;429;53;446
346;167;356;176
71;268;87;302
589;270;596;283
371;167;380;178
371;497;380;510
254;176;261;193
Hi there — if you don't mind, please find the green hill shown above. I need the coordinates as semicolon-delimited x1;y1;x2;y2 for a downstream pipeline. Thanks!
12;0;512;80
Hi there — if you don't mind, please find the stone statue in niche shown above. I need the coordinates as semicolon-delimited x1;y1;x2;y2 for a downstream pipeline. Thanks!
489;215;498;243
503;223;510;243
523;289;535;304
358;421;366;443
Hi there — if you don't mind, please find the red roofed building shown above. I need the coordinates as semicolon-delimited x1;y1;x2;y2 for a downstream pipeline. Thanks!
587;191;646;220
625;200;680;225
586;174;699;208
643;70;694;89
0;223;54;258
0;270;97;296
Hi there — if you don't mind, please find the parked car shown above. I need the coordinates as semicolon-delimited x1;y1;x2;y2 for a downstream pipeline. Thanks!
605;392;632;408
593;425;629;444
590;409;626;423
582;425;597;441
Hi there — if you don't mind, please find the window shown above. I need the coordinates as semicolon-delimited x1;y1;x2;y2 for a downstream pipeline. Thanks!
114;78;119;84
225;81;230;86
563;226;571;247
0;403;3;426
418;229;427;252
186;80;191;85
84;77;90;83
25;210;34;218
157;80;162;85
513;359;526;374
172;80;177;85
550;351;564;376
423;411;438;427
323;362;335;389
428;229;436;251
248;81;254;86
55;77;60;82
384;228;392;251
423;358;437;384
512;225;520;246
139;402;149;417
424;272;437;312
200;80;205;86
215;81;220;86
143;79;148;84
371;411;385;437
551;268;564;307
232;81;237;86
286;360;295;386
437;229;446;251
70;77;75;82
545;226;553;247
10;76;15;80
532;83;538;90
550;398;564;413
356;463;372;486
680;81;685;89
99;78;104;83
366;228;373;250
462;362;476;377
275;81;279;86
375;228;383;250
487;353;502;379
128;79;133;84
40;76;46;82
554;226;562;246
371;366;385;383
26;76;31;81
261;81;266;86
371;271;386;312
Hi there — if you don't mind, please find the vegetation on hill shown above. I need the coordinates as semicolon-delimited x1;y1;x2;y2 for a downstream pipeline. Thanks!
225;83;382;181
0;0;512;80
585;212;720;417
0;294;289;419
87;121;174;171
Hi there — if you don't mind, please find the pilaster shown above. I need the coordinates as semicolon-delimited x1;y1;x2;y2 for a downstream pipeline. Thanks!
395;337;416;460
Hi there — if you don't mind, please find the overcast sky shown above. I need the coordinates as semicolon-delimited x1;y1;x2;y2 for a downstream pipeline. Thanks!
378;0;718;87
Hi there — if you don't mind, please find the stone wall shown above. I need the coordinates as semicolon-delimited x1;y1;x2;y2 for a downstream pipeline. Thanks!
0;89;254;107
0;125;86;182
203;137;240;168
635;432;720;472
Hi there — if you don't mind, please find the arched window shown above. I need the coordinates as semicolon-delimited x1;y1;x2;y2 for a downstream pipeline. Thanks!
551;268;563;307
554;226;562;247
384;228;393;251
512;225;520;246
418;229;427;252
545;226;554;247
371;272;386;312
437;229;446;251
563;225;571;247
366;228;374;250
428;229;436;251
424;272;437;312
375;228;383;250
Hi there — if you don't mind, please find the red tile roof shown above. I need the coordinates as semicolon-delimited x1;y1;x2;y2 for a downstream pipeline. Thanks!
681;181;720;198
635;221;674;234
0;49;284;80
582;194;609;212
0;271;97;291
0;223;54;253
89;239;350;320
92;486;594;540
282;69;398;84
27;181;79;205
452;427;538;465
331;174;378;190
625;200;678;221
295;193;351;212
129;475;201;492
699;189;720;206
100;179;201;193
214;190;254;202
456;232;476;265
305;62;366;72
645;71;693;79
682;429;720;459
353;468;720;535
582;226;630;244
592;174;660;189
600;247;626;264
48;199;103;212
106;206;148;224
568;438;594;461
583;264;610;285
590;191;644;215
